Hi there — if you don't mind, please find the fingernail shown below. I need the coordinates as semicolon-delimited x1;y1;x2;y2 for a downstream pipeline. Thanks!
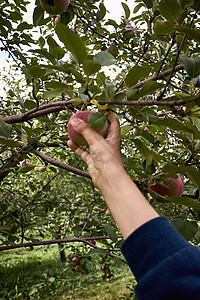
70;118;81;127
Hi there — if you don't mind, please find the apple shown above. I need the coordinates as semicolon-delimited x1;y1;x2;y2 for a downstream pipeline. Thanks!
106;273;111;278
106;44;118;58
106;208;111;215
72;256;79;264
67;111;109;146
40;0;70;15
133;128;137;135
101;265;106;271
54;15;61;24
148;173;184;199
7;152;12;158
125;25;136;33
21;161;29;166
72;191;75;195
39;166;46;171
75;265;81;271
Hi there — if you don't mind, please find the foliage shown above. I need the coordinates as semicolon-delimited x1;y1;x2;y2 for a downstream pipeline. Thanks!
1;0;200;295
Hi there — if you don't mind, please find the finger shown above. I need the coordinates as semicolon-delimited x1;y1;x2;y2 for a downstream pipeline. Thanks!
67;140;90;164
106;113;121;142
70;118;106;147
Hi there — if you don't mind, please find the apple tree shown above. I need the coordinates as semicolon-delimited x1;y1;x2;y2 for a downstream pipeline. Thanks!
0;0;200;272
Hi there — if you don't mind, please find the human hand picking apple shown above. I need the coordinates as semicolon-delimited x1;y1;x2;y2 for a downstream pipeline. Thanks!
67;112;125;191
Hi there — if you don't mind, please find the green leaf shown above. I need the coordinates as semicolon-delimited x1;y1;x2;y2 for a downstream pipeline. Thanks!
140;81;165;96
0;137;20;147
125;65;152;87
43;88;65;98
88;248;107;255
0;119;12;138
171;218;199;241
98;3;106;20
159;0;181;23
94;52;115;66
153;21;175;35
133;137;162;166
45;81;68;89
28;66;46;78
122;2;130;19
180;55;200;78
143;0;153;8
104;224;118;242
18;166;35;173
83;60;101;76
52;47;65;60
33;5;44;26
88;113;107;129
166;196;200;210
154;117;200;139
55;24;87;65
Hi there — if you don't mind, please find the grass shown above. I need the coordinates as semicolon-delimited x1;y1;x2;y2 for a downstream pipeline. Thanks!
0;245;136;299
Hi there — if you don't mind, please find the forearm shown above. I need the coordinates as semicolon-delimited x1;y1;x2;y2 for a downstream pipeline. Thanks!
99;167;159;240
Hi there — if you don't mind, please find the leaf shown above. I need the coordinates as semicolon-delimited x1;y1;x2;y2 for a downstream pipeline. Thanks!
28;65;46;78
153;21;175;35
88;112;107;129
180;55;200;78
104;224;118;242
154;117;200;139
171;218;199;241
166;196;200;210
83;60;101;76
133;137;162;166
93;52;115;66
43;88;65;98
0;137;19;147
143;0;153;8
159;0;181;24
98;3;106;20
122;2;130;19
33;5;44;26
55;24;87;65
125;65;152;87
18;166;35;173
88;248;107;255
0;119;12;138
45;81;68;89
140;81;165;96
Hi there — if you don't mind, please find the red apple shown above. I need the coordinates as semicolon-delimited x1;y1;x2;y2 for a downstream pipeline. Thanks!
106;273;111;278
106;44;118;58
21;161;29;167
106;208;111;215
39;166;46;171
148;173;184;199
72;256;79;264
40;0;70;14
72;191;75;195
75;265;81;271
101;265;106;271
54;15;61;24
67;111;109;146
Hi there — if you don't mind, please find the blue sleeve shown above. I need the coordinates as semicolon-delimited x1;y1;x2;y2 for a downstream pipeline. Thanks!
121;216;200;300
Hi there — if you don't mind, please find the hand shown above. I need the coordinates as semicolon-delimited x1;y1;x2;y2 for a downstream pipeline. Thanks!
67;113;125;190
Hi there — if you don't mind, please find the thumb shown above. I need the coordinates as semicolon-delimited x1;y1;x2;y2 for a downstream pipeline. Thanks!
69;118;105;146
69;118;87;132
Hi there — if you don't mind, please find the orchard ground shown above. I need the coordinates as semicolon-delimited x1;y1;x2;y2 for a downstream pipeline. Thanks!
0;245;135;299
